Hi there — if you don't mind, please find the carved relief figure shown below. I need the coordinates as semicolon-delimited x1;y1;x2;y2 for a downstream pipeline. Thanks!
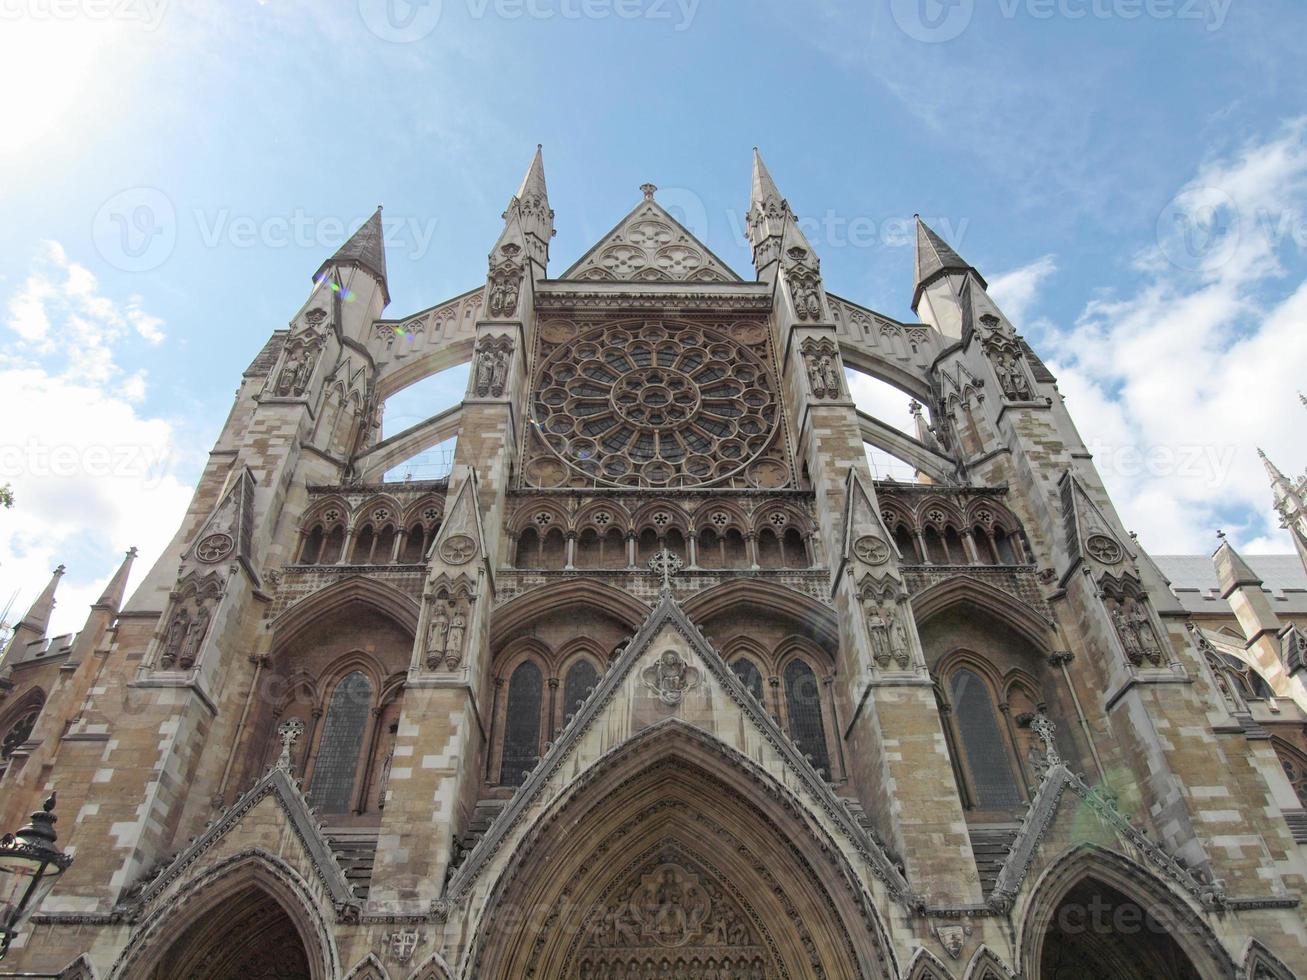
800;338;842;400
426;602;451;668
444;606;467;669
475;336;514;397
865;604;891;667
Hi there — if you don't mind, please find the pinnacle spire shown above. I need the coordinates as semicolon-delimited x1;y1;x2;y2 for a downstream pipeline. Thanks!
746;147;798;270
95;547;138;610
17;564;64;636
315;206;388;303
750;147;783;211
1213;534;1263;596
515;144;548;203
913;215;985;309
1259;447;1292;488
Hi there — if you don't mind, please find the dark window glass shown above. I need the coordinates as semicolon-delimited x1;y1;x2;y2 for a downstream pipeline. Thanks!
501;662;543;787
950;668;1021;808
784;660;831;778
308;671;372;814
732;659;765;703
563;660;600;721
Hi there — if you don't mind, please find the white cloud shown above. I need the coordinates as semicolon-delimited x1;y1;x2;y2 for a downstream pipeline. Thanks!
1041;118;1307;556
0;243;192;639
989;254;1058;326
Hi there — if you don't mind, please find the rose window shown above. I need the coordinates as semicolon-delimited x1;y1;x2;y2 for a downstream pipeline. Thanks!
533;322;780;488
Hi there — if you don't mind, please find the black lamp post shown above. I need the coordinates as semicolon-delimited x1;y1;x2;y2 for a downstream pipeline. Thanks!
0;794;72;960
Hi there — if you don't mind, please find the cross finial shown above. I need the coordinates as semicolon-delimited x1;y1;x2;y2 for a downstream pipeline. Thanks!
648;549;683;591
641;183;658;201
276;719;305;771
1030;712;1061;765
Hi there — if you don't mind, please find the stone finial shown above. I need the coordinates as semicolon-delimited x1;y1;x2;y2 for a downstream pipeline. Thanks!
640;183;658;201
276;719;305;771
648;549;683;591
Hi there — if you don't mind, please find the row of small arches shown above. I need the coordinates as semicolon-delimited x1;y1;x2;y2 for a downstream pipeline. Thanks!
514;525;813;571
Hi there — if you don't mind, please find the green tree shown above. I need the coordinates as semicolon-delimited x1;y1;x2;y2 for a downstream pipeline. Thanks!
0;484;11;509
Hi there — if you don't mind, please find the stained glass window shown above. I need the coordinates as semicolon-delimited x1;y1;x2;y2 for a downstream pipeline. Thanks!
732;659;765;703
307;671;373;814
501;661;543;787
563;660;600;721
950;668;1021;809
784;660;831;778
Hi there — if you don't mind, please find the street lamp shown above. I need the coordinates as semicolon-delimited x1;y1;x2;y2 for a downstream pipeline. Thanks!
0;794;72;960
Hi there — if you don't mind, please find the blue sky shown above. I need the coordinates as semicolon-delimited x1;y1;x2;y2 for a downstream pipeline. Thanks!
3;0;1306;633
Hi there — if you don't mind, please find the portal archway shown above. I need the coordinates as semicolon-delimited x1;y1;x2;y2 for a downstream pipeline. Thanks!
1018;846;1236;980
465;723;893;978
150;883;312;979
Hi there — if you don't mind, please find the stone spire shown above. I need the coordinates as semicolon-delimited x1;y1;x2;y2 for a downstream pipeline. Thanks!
501;144;555;272
746;147;794;272
1259;448;1296;499
315;206;389;303
912;215;985;311
16;564;64;636
94;547;138;611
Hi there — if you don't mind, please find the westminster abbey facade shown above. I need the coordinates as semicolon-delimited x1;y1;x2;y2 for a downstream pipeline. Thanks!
2;150;1307;979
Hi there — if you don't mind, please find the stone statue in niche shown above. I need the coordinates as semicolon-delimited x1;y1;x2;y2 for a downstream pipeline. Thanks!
801;338;842;400
865;603;891;667
788;267;823;321
443;605;467;669
474;336;513;398
866;600;911;669
1111;596;1164;667
889;611;910;668
273;340;319;398
487;261;523;318
425;602;450;669
977;313;1034;401
180;606;211;670
160;608;190;670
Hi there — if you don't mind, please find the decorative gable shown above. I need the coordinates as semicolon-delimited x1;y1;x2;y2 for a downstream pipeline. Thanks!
560;188;742;284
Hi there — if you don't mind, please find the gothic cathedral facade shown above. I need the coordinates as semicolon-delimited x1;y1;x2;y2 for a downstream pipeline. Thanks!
2;150;1307;979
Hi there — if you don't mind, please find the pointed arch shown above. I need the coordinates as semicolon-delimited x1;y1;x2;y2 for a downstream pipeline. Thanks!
343;952;392;980
963;946;1015;980
1240;939;1296;980
905;947;957;980
683;579;839;650
459;719;896;979
270;576;420;654
404;950;454;980
490;579;649;646
1015;843;1237;980
912;575;1056;650
105;849;338;980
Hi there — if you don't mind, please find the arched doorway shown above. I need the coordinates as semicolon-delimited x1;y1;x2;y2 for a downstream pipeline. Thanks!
465;723;892;979
150;883;312;979
1039;877;1201;979
1020;847;1236;980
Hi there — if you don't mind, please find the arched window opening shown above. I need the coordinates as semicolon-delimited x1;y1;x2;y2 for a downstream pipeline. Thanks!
575;527;602;569
723;528;748;568
664;528;687;563
697;529;722;569
321;525;345;564
376;524;396;562
973;526;997;565
351;525;376;564
781;527;808;567
893;524;918;562
637;528;660;564
516;527;542;567
403;522;427;563
300;525;324;565
943;527;967;564
994;528;1018;564
923;527;948;565
562;660;601;723
1275;744;1307;808
500;661;543;787
602;527;627;568
948;668;1021;810
541;528;567;568
757;529;783;568
1;698;44;762
784;659;831;779
307;671;374;814
731;658;765;704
